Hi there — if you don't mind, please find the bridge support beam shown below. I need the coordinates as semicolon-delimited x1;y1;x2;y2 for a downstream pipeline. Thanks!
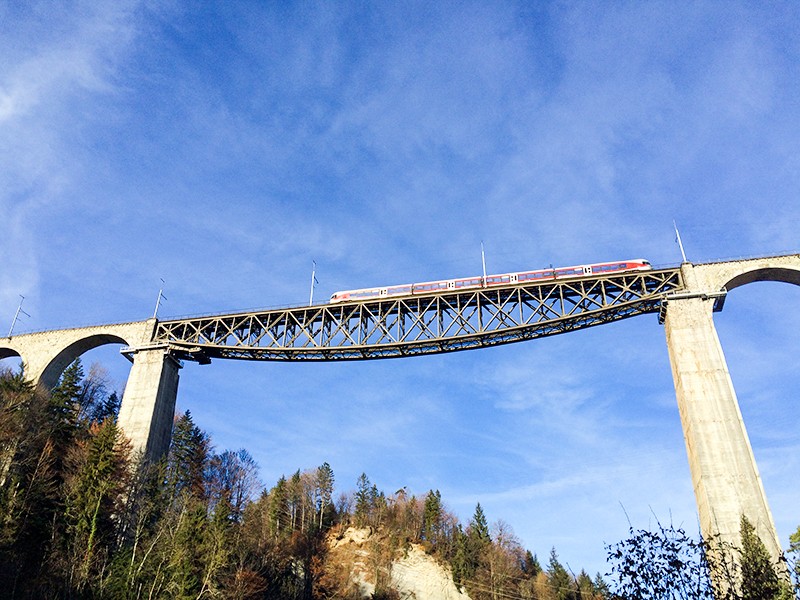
118;347;181;464
663;292;781;565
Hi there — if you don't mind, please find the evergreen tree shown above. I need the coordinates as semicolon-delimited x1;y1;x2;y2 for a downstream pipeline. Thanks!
522;549;542;578
49;359;84;429
90;390;121;424
593;573;610;597
422;489;443;545
470;502;491;545
167;410;209;500
167;499;208;599
355;472;372;527
739;515;782;600
0;369;58;597
316;462;334;530
63;418;130;591
268;476;289;539
789;526;800;596
451;525;471;587
548;547;578;600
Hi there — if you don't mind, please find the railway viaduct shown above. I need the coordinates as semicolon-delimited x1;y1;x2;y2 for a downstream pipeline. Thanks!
1;253;798;571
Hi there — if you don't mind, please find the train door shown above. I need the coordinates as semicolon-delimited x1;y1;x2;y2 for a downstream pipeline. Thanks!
583;266;592;275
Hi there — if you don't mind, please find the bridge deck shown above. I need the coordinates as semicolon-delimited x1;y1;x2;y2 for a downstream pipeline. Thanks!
154;267;683;361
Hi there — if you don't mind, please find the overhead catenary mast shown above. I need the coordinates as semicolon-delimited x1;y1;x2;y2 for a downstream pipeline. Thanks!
481;241;488;287
153;279;167;319
673;220;688;263
8;295;30;337
309;261;319;306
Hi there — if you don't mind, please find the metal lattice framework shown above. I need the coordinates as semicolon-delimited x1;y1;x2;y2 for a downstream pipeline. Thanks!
154;267;683;362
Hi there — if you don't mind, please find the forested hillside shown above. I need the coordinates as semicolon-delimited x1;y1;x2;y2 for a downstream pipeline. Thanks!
0;360;610;599
0;361;796;599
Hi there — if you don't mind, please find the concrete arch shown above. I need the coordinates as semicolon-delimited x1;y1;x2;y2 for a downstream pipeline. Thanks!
0;343;27;377
0;347;22;360
1;319;156;390
689;253;800;293
722;266;800;291
38;333;130;389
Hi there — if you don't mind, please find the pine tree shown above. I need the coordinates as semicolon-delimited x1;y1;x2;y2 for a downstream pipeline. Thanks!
315;462;334;530
268;476;289;540
167;410;209;500
64;418;130;591
422;490;443;545
789;526;800;595
522;549;542;578
739;515;782;600
354;473;372;527
548;547;577;600
49;359;84;428
451;525;471;587
469;502;491;545
0;369;58;595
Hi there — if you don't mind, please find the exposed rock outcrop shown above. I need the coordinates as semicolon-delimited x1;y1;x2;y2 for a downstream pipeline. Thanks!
327;527;471;599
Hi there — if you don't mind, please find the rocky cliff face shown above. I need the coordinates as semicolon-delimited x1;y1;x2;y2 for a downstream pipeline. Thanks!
327;527;471;599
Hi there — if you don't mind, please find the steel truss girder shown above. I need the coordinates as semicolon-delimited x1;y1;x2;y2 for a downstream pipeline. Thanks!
155;268;683;362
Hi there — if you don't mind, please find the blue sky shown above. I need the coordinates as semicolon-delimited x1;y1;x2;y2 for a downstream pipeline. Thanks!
1;1;799;576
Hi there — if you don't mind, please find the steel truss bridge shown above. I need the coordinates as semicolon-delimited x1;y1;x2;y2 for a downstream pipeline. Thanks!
154;266;694;363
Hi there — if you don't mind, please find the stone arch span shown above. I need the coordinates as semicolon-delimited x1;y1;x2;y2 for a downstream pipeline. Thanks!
39;333;131;389
723;266;800;291
0;347;22;361
690;253;800;294
1;319;157;390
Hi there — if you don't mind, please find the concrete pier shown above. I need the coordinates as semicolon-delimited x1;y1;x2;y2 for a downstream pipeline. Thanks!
663;291;780;560
117;347;181;463
661;256;800;564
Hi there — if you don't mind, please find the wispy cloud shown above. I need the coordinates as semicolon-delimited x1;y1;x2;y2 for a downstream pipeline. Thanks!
2;0;798;577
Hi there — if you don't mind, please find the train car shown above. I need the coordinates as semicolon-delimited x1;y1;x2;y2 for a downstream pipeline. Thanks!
329;259;651;303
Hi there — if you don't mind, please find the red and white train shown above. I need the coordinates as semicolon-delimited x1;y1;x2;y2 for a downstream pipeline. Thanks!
329;259;652;303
